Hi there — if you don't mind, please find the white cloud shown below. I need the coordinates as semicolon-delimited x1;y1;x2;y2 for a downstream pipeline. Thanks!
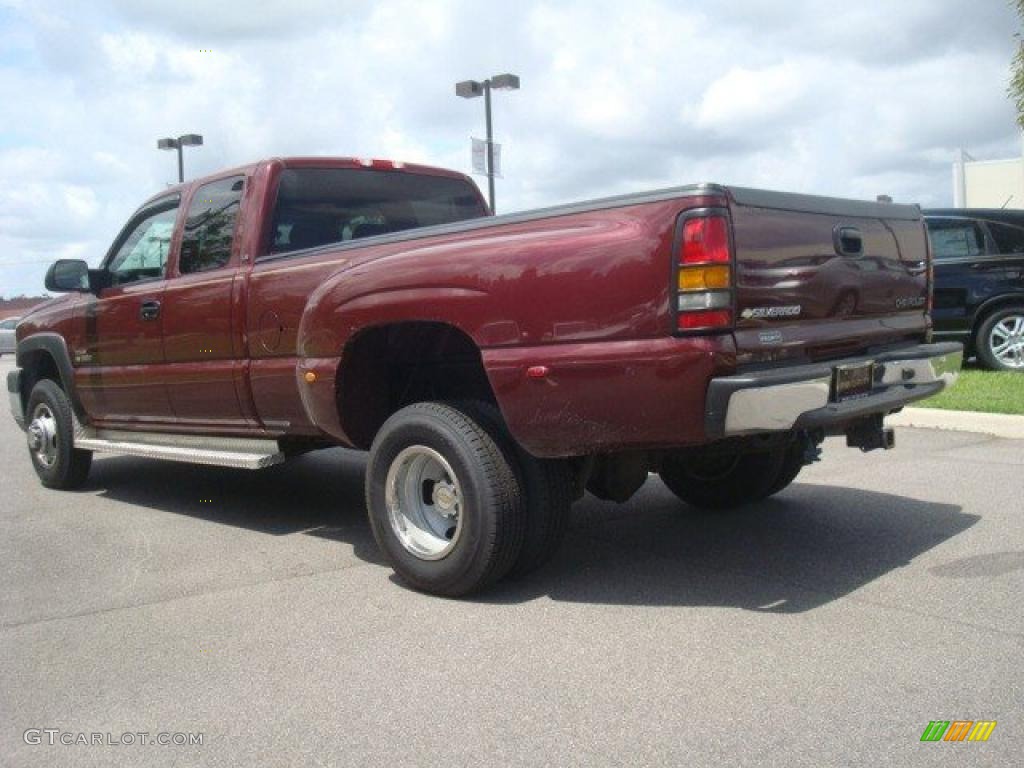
0;0;1021;296
695;62;811;129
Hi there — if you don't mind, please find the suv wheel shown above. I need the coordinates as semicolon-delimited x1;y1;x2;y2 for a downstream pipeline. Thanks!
976;306;1024;371
25;379;92;489
366;402;525;596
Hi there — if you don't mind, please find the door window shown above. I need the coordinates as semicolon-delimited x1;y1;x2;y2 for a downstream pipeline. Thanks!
180;177;245;274
925;219;984;260
107;205;179;286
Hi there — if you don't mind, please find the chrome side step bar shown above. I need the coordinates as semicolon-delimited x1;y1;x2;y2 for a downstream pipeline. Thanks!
72;423;285;470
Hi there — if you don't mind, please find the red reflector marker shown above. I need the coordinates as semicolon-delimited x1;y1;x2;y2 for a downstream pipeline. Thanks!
677;309;732;330
682;216;730;264
526;365;550;379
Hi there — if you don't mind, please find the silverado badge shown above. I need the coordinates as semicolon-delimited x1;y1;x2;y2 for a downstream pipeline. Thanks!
741;305;802;320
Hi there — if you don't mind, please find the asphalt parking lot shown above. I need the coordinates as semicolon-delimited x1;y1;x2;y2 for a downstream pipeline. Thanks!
1;359;1021;767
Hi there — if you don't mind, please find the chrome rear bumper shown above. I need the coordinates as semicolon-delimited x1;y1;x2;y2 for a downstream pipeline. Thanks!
705;342;962;439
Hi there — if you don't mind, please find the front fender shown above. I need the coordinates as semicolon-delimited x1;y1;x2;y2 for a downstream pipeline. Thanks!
16;333;89;422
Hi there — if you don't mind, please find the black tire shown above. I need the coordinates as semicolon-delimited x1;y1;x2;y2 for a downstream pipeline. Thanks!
761;439;805;498
506;457;575;578
25;379;92;490
975;305;1024;371
659;447;785;511
455;401;575;578
365;402;525;596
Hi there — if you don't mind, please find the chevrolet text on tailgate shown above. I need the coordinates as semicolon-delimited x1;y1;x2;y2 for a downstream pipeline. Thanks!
7;157;962;596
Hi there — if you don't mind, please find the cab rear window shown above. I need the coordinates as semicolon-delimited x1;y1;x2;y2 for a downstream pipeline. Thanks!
267;168;487;256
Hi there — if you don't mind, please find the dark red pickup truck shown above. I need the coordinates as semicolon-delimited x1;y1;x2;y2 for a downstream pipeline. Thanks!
8;157;962;595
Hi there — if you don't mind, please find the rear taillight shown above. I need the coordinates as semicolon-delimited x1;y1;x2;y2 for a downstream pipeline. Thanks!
674;213;734;332
678;309;732;330
682;217;730;264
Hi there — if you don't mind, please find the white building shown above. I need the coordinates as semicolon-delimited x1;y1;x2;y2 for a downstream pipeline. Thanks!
952;146;1024;209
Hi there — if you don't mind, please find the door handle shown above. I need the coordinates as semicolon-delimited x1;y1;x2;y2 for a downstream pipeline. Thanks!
140;300;161;321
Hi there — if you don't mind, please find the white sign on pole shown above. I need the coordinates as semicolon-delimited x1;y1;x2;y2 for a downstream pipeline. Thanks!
470;137;502;178
491;142;502;178
471;137;486;175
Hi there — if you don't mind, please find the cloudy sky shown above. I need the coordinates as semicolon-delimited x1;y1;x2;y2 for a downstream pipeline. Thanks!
0;0;1021;296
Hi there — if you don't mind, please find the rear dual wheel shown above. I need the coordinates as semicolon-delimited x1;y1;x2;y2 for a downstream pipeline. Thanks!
659;438;805;511
366;401;574;597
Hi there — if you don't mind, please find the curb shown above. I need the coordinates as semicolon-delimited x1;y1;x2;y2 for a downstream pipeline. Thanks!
887;407;1024;440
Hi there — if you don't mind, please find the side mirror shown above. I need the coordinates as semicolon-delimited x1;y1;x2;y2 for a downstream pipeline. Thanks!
44;259;91;293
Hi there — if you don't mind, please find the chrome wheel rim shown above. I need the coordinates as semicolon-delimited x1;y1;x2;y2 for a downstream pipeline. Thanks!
385;445;463;560
989;315;1024;369
27;403;58;468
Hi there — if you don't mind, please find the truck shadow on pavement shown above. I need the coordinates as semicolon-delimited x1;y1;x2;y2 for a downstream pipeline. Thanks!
85;449;974;613
86;448;387;566
491;482;974;612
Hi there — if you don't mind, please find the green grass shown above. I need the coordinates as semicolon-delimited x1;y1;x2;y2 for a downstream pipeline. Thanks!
916;368;1024;415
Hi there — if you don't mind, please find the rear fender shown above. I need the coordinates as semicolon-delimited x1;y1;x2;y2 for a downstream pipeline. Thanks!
294;269;494;443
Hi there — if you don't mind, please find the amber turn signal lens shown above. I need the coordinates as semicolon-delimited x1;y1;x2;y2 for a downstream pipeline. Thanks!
678;265;731;291
304;371;317;383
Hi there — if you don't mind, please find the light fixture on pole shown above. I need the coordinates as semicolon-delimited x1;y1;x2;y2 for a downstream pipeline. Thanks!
455;73;520;213
157;133;204;183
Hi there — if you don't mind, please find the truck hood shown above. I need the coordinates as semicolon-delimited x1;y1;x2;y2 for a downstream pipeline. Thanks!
17;295;72;323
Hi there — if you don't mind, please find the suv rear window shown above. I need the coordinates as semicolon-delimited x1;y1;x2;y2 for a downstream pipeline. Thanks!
985;221;1024;255
267;168;487;256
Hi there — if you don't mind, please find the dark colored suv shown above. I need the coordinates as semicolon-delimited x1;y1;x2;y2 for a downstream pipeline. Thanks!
924;209;1024;370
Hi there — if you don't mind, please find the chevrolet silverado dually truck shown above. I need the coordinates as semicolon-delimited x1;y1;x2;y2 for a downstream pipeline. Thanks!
8;157;962;596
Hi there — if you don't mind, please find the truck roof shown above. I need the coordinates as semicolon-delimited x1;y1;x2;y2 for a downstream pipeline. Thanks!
141;156;473;209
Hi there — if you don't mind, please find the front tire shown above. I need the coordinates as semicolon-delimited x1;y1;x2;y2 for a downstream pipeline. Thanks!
976;306;1024;371
25;379;92;490
366;402;525;596
659;447;785;511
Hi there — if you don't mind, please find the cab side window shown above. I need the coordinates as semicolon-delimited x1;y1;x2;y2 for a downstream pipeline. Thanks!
107;204;179;286
180;177;245;274
925;219;985;260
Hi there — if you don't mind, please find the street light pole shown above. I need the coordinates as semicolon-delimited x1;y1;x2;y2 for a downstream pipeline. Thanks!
455;73;520;214
157;134;204;184
483;79;495;215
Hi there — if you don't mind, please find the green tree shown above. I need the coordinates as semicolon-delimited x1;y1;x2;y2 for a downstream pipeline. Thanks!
1011;1;1024;126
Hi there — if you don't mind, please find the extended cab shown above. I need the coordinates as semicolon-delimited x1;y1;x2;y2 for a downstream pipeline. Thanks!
8;157;962;595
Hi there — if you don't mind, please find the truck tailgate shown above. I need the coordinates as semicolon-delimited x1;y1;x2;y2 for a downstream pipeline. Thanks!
727;188;929;362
